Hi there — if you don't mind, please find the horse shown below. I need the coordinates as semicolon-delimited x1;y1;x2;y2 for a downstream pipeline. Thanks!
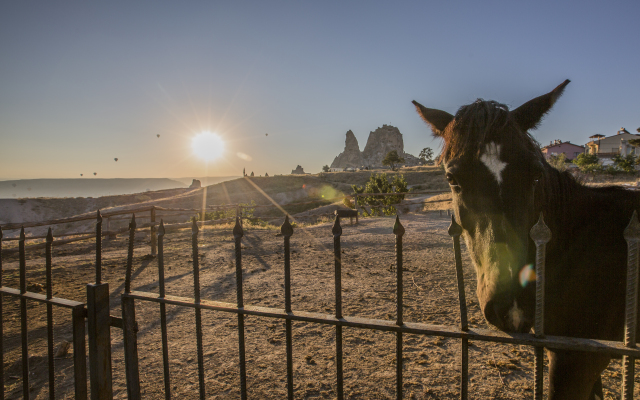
413;80;640;400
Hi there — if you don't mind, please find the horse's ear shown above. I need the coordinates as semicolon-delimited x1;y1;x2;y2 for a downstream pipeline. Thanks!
511;79;570;132
412;100;454;137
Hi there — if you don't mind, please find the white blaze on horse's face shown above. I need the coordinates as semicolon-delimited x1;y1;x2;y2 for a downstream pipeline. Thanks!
507;300;525;332
479;142;507;186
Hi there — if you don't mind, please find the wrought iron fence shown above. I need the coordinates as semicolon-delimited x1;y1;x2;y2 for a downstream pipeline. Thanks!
2;209;639;399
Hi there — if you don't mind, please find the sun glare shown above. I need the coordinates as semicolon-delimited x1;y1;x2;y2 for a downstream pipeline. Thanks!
192;131;225;162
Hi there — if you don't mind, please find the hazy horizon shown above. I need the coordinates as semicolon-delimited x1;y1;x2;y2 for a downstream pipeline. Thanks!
2;2;639;180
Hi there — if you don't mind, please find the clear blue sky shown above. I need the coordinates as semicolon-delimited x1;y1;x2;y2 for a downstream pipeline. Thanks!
1;1;638;179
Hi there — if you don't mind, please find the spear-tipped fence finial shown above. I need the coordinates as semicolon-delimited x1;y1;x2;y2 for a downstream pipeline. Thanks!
281;215;294;237
20;226;25;241
97;209;102;223
46;227;53;243
332;215;342;237
192;218;199;234
159;219;165;236
530;212;552;245
130;213;137;230
448;215;463;237
624;210;640;242
393;215;405;237
233;216;244;239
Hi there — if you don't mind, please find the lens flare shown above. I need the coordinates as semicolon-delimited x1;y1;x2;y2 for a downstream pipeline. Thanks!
519;264;536;287
192;132;224;161
236;152;252;161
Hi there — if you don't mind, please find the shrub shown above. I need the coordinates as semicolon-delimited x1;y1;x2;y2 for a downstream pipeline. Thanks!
547;153;568;172
352;173;409;216
573;153;601;173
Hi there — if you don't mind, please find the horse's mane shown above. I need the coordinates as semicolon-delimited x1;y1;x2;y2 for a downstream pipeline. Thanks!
438;99;543;164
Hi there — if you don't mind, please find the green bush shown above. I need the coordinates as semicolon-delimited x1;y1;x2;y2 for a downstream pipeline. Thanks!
352;173;409;216
612;154;638;173
573;153;601;173
189;201;257;223
548;153;568;172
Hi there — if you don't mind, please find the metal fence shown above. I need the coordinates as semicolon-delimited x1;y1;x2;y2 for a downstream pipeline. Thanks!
2;209;639;399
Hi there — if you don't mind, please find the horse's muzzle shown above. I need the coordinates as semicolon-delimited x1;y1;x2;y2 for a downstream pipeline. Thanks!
484;298;533;333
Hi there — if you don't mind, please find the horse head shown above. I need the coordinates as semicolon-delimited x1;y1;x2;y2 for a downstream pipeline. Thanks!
413;80;570;333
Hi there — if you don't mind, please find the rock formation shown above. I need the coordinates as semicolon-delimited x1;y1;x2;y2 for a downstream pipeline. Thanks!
330;130;364;169
189;179;201;189
330;125;420;169
291;165;307;174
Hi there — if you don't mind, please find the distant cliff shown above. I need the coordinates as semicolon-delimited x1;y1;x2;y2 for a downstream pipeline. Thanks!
330;125;420;169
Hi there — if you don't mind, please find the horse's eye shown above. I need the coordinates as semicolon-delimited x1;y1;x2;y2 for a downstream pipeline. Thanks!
446;173;459;186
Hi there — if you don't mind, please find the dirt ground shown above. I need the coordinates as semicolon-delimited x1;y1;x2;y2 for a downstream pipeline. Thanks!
2;212;639;399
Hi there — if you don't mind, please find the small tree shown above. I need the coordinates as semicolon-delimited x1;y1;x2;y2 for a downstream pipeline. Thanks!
612;154;637;173
352;173;409;216
265;172;269;177
322;165;330;172
250;171;254;177
547;153;568;172
573;153;601;173
382;150;404;171
418;147;434;163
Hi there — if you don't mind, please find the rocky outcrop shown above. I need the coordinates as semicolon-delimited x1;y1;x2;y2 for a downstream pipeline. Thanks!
291;165;307;174
330;130;364;169
330;125;420;169
189;179;202;189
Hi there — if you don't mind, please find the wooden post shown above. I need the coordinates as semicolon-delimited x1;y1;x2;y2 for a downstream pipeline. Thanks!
150;207;156;256
87;283;113;399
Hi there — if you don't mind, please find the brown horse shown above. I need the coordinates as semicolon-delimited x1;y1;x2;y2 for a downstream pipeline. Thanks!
413;80;640;399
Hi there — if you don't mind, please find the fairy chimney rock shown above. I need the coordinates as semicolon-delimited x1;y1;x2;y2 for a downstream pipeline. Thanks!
330;130;364;169
189;179;202;189
330;125;420;169
291;165;307;174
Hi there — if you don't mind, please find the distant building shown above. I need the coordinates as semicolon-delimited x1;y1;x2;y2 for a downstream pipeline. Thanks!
585;128;640;164
541;140;585;161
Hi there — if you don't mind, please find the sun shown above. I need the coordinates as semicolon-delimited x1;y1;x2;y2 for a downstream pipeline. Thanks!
191;131;225;161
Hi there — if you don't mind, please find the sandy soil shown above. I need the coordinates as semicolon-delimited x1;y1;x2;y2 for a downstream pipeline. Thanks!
1;212;638;399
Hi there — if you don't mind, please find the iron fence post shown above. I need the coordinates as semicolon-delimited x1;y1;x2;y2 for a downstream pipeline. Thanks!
233;216;248;400
191;220;206;399
281;216;295;400
393;216;405;400
448;216;468;400
530;212;551;400
123;215;141;399
150;207;157;256
332;215;344;400
0;225;3;400
157;221;171;399
19;227;29;400
72;305;88;400
623;210;640;400
46;228;55;400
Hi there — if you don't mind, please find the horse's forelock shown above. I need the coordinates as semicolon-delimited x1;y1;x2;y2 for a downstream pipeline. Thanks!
438;99;541;164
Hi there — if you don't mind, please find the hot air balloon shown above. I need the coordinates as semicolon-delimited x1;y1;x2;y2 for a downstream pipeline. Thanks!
114;158;118;162
80;174;83;176
93;172;97;176
265;133;268;136
157;134;160;138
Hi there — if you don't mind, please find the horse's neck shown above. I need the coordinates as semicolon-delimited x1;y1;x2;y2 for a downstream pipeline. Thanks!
540;167;640;243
